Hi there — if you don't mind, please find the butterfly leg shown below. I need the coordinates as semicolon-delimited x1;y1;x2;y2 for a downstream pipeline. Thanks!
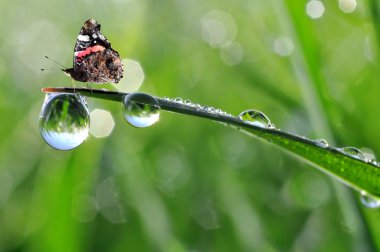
86;83;94;94
71;79;76;93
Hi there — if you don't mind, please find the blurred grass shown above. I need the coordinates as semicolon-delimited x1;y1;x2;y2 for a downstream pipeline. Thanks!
1;0;380;251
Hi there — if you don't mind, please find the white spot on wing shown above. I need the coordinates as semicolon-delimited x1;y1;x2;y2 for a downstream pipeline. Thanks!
78;34;90;42
92;34;98;39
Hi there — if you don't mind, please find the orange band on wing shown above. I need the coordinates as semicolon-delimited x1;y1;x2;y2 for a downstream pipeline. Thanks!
75;45;105;60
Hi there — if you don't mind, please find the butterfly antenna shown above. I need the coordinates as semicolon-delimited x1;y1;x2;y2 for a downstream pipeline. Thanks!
41;68;62;71
44;55;66;70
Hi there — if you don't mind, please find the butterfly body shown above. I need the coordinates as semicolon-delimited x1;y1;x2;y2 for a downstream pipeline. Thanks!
63;19;123;84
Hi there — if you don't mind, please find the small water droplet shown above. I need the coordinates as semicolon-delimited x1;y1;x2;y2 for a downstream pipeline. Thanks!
361;148;376;164
163;96;170;101
315;139;329;148
238;109;272;128
172;97;183;103
123;92;160;128
361;191;380;208
338;147;367;161
194;104;202;109
369;159;379;166
184;99;192;104
205;106;216;113
39;93;90;150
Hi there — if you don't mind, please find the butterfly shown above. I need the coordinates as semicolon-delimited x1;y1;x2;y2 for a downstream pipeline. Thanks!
63;19;124;84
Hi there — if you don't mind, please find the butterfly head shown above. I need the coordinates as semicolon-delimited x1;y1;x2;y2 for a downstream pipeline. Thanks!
82;19;101;34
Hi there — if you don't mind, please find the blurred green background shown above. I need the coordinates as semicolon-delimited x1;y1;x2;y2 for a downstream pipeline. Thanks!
1;0;380;251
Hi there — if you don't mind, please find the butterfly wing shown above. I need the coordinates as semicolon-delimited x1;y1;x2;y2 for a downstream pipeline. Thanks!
73;19;110;64
65;19;123;83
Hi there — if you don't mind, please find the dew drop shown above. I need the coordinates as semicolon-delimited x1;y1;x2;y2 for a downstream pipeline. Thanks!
361;148;377;165
172;97;183;103
39;93;90;150
338;147;367;161
314;139;329;148
369;160;379;166
360;191;380;208
238;109;273;128
204;106;216;113
194;104;202;109
123;92;160;128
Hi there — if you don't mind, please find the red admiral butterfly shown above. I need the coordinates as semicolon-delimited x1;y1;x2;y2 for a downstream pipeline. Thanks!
63;19;123;84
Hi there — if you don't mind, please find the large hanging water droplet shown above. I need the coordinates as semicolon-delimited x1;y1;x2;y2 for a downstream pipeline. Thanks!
123;92;160;128
338;147;367;162
39;93;90;150
238;110;273;128
360;191;380;208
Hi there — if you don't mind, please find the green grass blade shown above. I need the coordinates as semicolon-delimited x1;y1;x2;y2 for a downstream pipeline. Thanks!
41;87;380;198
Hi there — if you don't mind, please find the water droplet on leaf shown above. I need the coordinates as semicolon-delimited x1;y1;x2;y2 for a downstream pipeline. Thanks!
123;93;160;128
39;93;90;150
338;147;367;161
203;106;216;113
361;191;380;208
238;110;273;128
194;104;202;109
314;139;329;148
369;160;379;166
361;148;377;165
172;97;183;103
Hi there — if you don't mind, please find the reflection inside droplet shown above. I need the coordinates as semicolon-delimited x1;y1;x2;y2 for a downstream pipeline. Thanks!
238;110;273;128
123;92;160;128
314;139;329;148
338;147;367;162
39;93;90;150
